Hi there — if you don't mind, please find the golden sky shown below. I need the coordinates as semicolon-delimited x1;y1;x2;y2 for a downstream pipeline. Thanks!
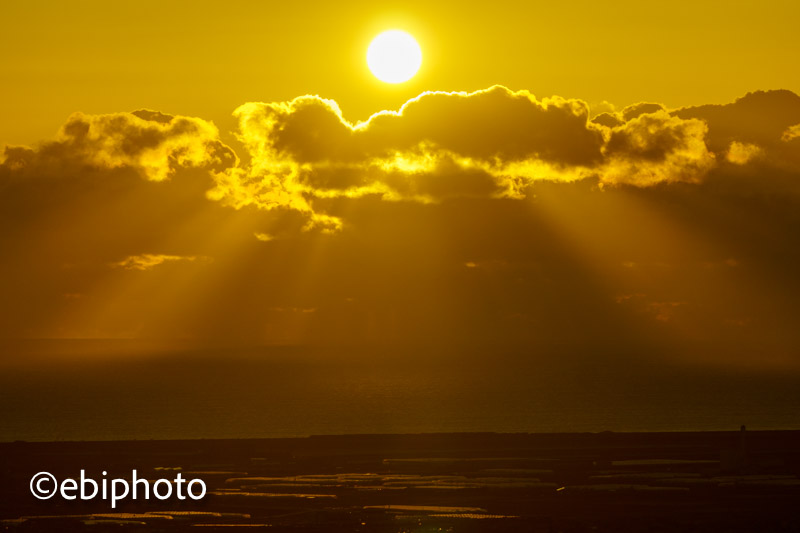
3;0;800;145
2;0;800;371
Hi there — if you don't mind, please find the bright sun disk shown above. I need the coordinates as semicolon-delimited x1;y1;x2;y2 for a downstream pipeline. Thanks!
367;30;422;84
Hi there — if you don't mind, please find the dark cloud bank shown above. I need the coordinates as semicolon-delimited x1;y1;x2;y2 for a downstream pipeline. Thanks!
1;88;799;369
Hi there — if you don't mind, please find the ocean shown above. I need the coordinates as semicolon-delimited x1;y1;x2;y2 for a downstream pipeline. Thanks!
1;341;798;441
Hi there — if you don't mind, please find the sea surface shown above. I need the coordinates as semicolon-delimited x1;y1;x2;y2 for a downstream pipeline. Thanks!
1;340;799;441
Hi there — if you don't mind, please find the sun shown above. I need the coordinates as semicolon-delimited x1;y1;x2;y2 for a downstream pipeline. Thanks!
367;30;422;84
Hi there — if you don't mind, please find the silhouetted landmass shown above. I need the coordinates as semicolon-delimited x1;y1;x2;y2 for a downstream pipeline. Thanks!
2;430;800;532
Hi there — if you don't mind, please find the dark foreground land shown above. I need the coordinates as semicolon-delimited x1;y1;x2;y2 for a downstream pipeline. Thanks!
2;430;800;532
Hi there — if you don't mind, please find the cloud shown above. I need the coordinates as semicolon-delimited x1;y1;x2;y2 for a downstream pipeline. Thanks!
601;110;715;185
589;100;617;118
615;294;686;322
620;102;667;121
592;112;624;128
2;110;236;182
4;88;799;237
207;86;612;229
725;141;762;165
242;86;605;166
675;90;800;173
1;88;799;353
0;110;242;339
783;124;800;141
209;86;740;227
675;90;800;150
7;87;794;235
0;86;800;232
111;254;204;271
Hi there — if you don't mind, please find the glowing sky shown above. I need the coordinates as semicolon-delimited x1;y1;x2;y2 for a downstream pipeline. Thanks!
1;0;800;374
3;0;799;144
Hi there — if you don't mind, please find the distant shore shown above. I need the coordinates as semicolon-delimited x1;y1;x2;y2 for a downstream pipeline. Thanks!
4;429;800;531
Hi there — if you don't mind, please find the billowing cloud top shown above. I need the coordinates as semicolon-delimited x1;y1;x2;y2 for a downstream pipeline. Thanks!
2;110;236;182
198;86;799;230
4;87;799;230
